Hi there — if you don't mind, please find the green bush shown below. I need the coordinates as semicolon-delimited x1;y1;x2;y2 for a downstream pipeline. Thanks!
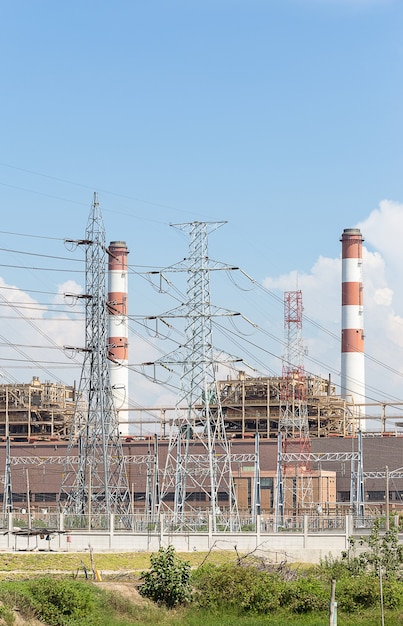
193;563;283;614
318;553;351;581
380;578;403;610
279;576;328;614
341;519;403;579
336;575;380;613
0;577;172;626
28;577;95;625
139;545;192;608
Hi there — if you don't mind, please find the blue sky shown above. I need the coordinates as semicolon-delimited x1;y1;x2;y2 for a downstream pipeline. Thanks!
1;0;403;429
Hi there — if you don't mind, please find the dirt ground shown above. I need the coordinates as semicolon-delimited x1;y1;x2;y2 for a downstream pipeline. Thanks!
96;580;148;604
9;614;42;626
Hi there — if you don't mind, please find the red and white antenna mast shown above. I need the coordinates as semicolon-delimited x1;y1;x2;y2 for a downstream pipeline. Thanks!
276;290;313;524
280;290;308;439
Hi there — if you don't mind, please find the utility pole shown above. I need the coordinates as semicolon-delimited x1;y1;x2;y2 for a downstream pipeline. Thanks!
252;433;261;525
59;193;130;518
25;469;31;530
3;436;12;520
385;465;390;531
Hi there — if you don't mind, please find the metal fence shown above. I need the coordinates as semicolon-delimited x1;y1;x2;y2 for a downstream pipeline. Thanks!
2;511;399;534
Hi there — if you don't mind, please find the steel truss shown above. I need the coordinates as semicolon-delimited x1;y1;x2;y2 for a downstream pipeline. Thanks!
277;291;313;524
157;221;240;530
275;431;365;529
59;194;130;516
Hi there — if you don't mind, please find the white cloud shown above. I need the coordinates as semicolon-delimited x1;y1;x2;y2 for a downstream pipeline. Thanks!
373;287;393;307
358;200;403;272
0;278;83;385
359;202;403;371
262;199;403;407
53;280;83;305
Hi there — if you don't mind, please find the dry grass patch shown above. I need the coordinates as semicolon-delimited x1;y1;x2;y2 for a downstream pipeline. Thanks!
0;549;236;580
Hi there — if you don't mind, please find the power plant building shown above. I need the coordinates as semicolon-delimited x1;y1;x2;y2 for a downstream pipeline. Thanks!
215;371;353;438
0;377;75;441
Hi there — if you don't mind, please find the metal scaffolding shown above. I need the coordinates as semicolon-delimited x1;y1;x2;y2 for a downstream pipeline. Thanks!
157;221;240;530
59;193;130;517
276;290;313;526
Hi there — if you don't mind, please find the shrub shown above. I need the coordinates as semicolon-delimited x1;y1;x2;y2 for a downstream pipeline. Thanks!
139;545;192;608
336;574;380;613
27;577;95;625
381;578;403;610
279;575;328;613
193;563;283;614
342;518;403;579
319;519;403;585
318;553;351;581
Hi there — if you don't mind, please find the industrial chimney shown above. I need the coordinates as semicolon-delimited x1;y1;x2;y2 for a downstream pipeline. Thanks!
340;228;366;431
108;241;129;436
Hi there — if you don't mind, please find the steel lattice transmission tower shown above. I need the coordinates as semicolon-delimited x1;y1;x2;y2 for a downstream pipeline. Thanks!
275;290;313;526
158;221;239;531
59;193;130;516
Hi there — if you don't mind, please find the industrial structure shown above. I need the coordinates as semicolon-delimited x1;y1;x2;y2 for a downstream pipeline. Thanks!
156;221;240;530
0;372;356;443
0;216;400;525
2;435;403;518
275;290;314;527
0;377;75;441
213;372;351;437
59;194;131;516
341;227;366;430
107;240;130;436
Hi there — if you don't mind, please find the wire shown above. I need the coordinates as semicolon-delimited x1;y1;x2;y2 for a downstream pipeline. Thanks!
0;247;82;262
0;162;214;220
0;263;83;273
0;285;71;296
233;268;403;393
0;229;64;241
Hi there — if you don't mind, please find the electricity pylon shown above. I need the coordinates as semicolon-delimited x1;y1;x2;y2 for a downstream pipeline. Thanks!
157;221;240;531
59;193;130;517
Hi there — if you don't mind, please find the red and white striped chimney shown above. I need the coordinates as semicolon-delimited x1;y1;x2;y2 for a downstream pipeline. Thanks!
108;241;129;436
340;228;366;431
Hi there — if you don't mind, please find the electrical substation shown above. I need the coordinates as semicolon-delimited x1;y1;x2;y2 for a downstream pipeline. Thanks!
0;200;402;536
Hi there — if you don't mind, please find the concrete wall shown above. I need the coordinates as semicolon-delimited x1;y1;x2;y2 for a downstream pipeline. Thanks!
1;515;356;564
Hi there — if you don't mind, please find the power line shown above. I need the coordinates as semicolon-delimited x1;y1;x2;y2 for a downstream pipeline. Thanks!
0;247;82;262
0;263;83;273
0;161;213;219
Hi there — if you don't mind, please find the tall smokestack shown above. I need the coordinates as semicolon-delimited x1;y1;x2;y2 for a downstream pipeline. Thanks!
108;241;129;436
340;228;366;431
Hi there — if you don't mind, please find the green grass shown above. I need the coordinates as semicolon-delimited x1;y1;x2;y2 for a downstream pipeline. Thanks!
131;608;403;626
96;606;403;626
0;575;402;625
0;549;238;577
